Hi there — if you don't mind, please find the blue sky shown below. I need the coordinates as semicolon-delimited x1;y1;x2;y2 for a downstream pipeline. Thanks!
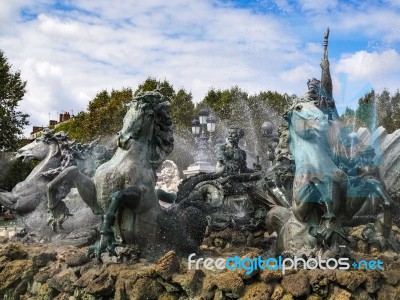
1;0;400;135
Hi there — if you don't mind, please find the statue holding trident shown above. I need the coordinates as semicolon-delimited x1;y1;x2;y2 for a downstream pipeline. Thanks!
318;27;339;121
304;28;338;122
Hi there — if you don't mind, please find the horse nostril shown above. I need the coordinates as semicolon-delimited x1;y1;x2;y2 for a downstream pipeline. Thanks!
117;132;120;136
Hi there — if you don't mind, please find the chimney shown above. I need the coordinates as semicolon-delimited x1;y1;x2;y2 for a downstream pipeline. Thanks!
63;112;70;122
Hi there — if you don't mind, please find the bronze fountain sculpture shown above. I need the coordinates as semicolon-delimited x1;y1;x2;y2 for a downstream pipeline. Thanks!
1;28;399;264
43;90;208;260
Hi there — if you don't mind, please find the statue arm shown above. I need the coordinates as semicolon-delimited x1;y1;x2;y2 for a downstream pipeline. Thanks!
215;144;227;161
215;144;230;175
320;27;332;100
320;28;338;120
320;59;333;100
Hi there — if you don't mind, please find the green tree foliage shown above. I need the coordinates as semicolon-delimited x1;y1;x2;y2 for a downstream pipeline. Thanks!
55;88;133;142
338;107;366;132
134;77;197;132
55;111;88;141
134;77;176;100
376;89;392;132
342;89;400;134
197;86;249;157
391;90;400;132
84;88;133;141
172;89;195;130
374;89;400;133
195;86;287;167
245;91;286;167
0;50;29;151
199;87;287;125
49;74;312;171
56;78;188;142
257;91;288;115
0;159;38;191
340;107;356;124
355;89;377;132
343;107;356;117
199;86;247;120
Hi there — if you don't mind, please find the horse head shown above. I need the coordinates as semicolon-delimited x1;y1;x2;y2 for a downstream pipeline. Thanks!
117;90;162;149
116;90;174;170
287;99;329;140
16;129;62;163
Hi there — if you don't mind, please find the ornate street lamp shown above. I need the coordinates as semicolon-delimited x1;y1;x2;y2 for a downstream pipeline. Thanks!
198;108;209;125
183;109;217;177
191;119;200;135
206;114;216;135
191;109;216;137
191;108;217;164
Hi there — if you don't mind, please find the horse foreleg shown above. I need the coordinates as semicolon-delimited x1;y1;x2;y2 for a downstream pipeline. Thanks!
294;183;321;222
331;169;347;217
0;191;19;210
88;186;143;262
47;166;100;231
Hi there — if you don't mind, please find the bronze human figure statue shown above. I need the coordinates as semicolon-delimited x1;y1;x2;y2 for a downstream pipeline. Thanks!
215;126;261;176
168;125;265;232
216;126;260;176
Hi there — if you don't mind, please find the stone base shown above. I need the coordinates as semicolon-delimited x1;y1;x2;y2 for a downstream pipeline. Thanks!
0;226;24;238
1;239;400;299
203;227;270;249
182;163;215;178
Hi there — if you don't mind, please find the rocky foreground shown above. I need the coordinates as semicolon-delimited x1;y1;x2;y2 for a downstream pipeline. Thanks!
1;227;400;300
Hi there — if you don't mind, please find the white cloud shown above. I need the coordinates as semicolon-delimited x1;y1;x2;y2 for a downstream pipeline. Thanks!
34;60;63;78
273;0;294;12
0;0;30;23
335;50;400;80
305;42;323;54
336;10;400;42
333;50;400;110
297;0;338;12
0;0;399;136
385;0;400;7
37;14;86;38
286;1;400;43
280;64;319;85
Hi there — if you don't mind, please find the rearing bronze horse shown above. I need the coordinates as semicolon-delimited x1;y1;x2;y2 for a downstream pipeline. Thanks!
47;90;205;260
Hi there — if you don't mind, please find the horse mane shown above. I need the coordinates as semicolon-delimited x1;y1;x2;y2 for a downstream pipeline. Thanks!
134;90;174;171
38;129;113;176
37;128;66;144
